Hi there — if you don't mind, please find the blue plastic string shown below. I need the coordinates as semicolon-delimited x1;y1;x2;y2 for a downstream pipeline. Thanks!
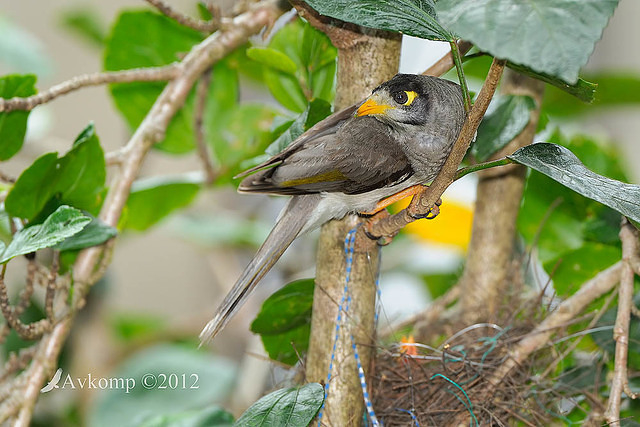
394;408;420;427
317;228;381;427
317;229;357;426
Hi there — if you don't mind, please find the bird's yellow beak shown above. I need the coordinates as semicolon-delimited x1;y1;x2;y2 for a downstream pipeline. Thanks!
356;98;394;117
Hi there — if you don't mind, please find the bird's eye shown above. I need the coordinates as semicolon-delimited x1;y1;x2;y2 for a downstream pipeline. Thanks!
392;91;408;104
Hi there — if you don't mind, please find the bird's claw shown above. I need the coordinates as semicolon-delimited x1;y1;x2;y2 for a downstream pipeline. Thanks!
408;198;442;220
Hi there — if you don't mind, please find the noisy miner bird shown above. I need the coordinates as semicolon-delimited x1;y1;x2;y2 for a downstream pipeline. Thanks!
200;74;466;343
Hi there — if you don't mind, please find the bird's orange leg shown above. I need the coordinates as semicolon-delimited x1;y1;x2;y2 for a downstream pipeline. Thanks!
361;184;442;245
360;184;426;216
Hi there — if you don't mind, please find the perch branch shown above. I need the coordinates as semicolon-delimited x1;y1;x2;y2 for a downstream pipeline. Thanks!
366;57;506;239
0;65;179;113
9;2;285;425
605;219;640;426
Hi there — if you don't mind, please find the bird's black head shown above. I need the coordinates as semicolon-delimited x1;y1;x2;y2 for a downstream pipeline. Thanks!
356;74;464;128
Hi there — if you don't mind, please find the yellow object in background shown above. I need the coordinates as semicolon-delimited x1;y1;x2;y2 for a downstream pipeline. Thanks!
391;197;474;251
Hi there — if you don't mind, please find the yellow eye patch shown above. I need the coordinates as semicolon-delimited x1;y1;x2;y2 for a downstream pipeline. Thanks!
404;90;418;106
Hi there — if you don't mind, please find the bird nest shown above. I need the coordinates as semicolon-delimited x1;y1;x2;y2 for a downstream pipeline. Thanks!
370;314;598;426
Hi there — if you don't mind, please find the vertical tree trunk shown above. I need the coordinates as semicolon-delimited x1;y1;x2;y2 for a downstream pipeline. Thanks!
459;70;545;320
303;24;401;426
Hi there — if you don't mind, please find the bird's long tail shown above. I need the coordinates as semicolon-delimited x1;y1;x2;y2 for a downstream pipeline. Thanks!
199;194;321;344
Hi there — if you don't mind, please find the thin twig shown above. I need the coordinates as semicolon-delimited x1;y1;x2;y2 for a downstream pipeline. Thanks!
44;252;60;322
605;219;640;426
194;68;218;184
144;0;224;33
0;265;50;340
449;40;471;112
11;2;284;425
366;58;506;239
0;65;179;113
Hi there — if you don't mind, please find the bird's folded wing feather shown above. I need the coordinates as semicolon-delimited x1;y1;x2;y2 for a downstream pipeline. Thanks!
239;116;414;196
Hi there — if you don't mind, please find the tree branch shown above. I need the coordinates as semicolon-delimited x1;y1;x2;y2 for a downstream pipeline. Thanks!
7;2;285;424
366;57;506;239
458;70;545;321
487;261;623;387
0;65;179;113
144;0;225;33
605;219;640;426
194;68;218;184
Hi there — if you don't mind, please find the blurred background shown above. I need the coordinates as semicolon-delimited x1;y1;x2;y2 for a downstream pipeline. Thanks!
1;0;639;425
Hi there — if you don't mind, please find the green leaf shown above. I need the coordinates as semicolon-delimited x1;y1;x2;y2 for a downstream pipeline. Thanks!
60;7;106;46
125;175;201;231
196;2;213;21
261;20;337;112
250;279;314;366
544;243;621;296
104;10;203;153
89;344;236;427
265;99;332;157
139;406;234;427
55;216;117;251
302;0;451;41
263;70;308;113
473;95;535;161
458;54;596;102
259;323;310;366
543;72;640;117
234;383;324;427
110;313;166;343
0;74;37;160
436;0;619;84
517;133;627;263
246;47;297;75
1;206;90;263
509;143;640;224
251;279;314;335
208;104;277;184
422;272;458;299
5;123;106;220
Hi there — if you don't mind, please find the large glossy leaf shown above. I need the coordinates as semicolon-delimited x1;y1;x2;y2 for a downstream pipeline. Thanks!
0;74;37;160
543;72;640;117
89;344;236;427
125;175;201;231
251;279;314;366
5;123;106;220
473;95;535;161
458;54;596;103
436;0;619;84
234;383;324;427
1;206;90;263
251;279;314;335
303;0;451;41
509;143;640;224
104;11;202;153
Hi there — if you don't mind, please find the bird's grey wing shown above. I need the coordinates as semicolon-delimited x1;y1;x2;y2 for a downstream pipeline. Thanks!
235;103;359;179
239;117;414;196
